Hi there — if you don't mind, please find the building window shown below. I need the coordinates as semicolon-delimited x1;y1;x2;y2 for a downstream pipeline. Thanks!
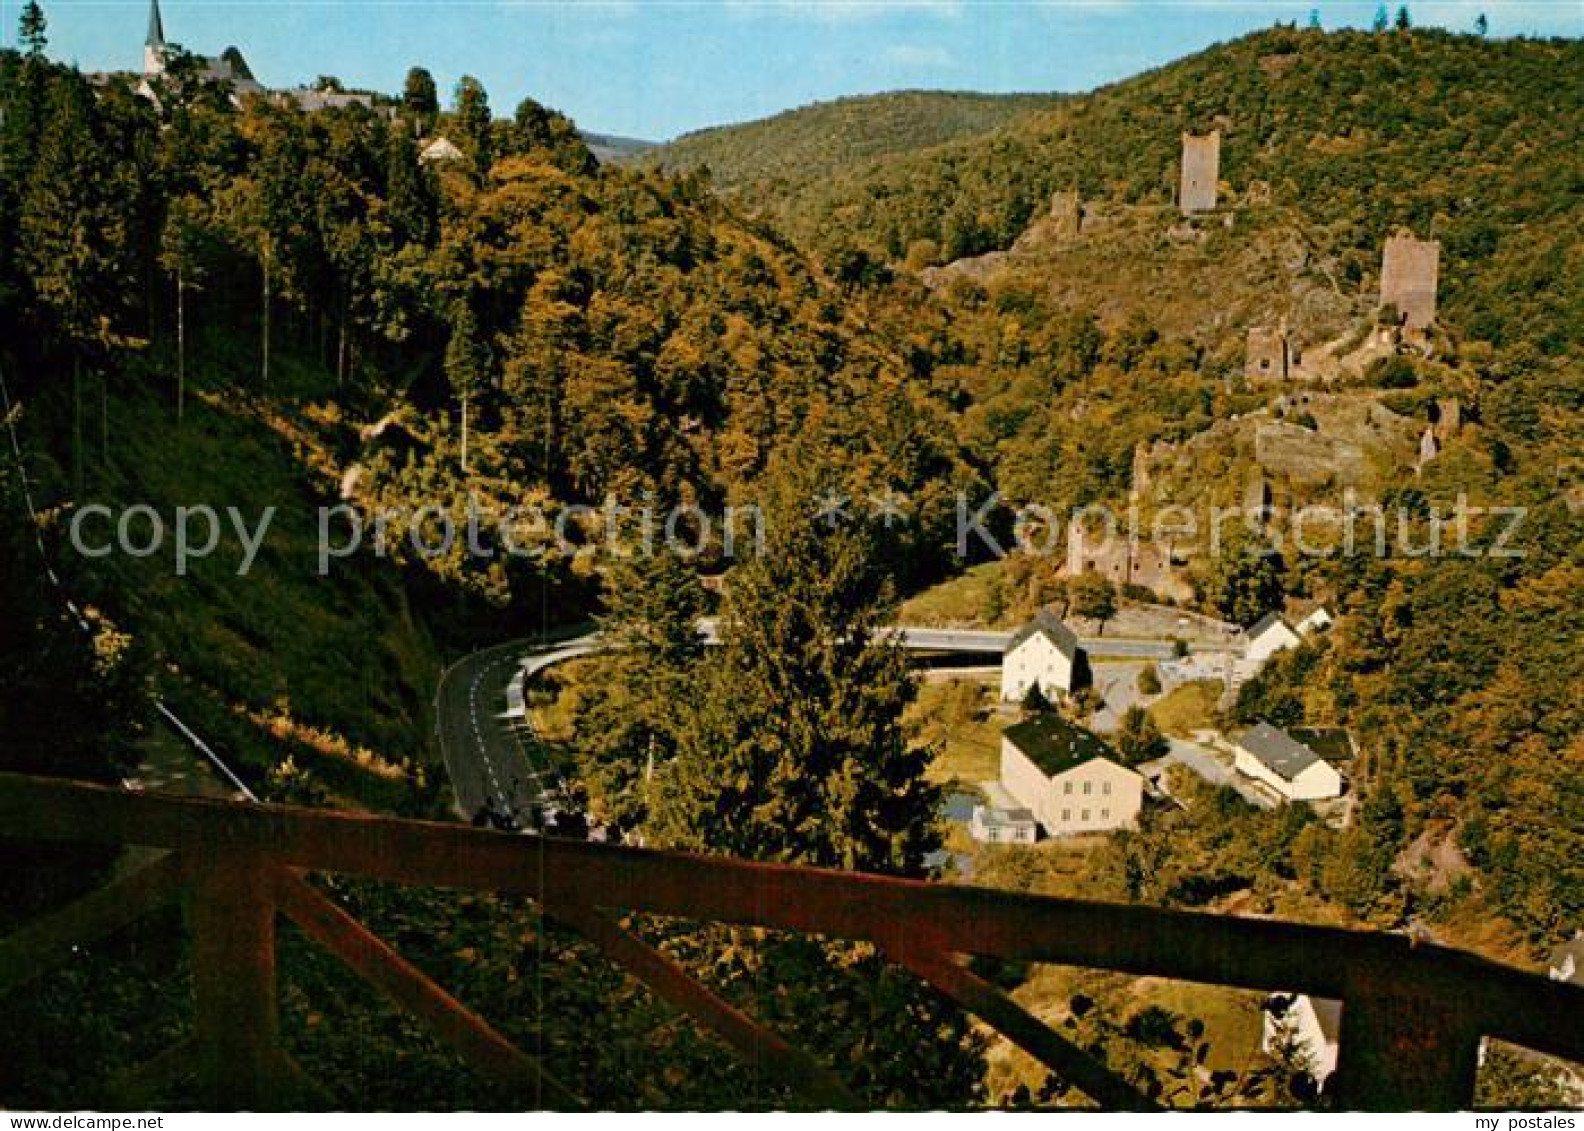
1062;809;1070;822
1102;809;1110;820
1082;810;1090;821
1083;782;1092;795
1103;782;1111;796
1064;782;1073;795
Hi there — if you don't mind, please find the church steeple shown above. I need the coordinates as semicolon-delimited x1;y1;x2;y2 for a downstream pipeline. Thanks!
144;0;167;76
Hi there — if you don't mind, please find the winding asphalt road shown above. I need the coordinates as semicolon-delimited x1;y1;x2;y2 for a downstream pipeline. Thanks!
434;629;594;825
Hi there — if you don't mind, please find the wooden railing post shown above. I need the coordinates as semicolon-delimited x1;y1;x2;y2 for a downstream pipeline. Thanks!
191;848;280;1108
1332;956;1484;1110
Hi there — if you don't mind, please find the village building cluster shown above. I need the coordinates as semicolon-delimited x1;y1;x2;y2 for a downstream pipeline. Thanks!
93;0;387;115
967;597;1346;846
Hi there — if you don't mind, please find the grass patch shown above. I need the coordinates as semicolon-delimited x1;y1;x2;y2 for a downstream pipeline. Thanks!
897;561;1014;629
1149;680;1222;737
35;343;444;811
908;677;1004;788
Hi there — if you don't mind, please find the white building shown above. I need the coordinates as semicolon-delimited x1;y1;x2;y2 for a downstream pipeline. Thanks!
969;804;1039;845
139;0;266;108
1000;714;1144;837
1549;932;1584;985
420;137;466;164
1296;607;1333;637
1263;994;1341;1088
1234;722;1343;802
1245;611;1302;664
1001;611;1084;702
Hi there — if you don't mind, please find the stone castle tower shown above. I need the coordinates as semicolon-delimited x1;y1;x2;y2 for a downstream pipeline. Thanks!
1179;131;1220;215
1380;234;1441;331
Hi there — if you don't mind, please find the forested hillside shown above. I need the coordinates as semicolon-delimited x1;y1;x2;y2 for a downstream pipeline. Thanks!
690;28;1580;357
643;89;1063;190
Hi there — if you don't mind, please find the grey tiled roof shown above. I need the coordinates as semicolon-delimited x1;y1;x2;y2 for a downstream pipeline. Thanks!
1246;611;1290;638
1006;609;1079;661
1238;722;1323;781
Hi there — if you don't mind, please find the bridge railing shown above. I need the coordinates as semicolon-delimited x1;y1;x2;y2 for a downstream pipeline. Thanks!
2;772;1580;1110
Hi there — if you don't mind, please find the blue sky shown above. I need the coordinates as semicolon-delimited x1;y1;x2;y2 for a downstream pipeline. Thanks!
10;1;1580;139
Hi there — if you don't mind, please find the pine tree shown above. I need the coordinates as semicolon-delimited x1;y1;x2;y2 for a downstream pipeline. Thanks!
385;124;437;247
652;457;940;875
1395;5;1412;31
18;1;47;57
453;75;493;176
599;549;706;671
444;301;489;473
1373;4;1390;32
19;73;128;485
1474;12;1488;36
159;195;215;421
402;66;438;129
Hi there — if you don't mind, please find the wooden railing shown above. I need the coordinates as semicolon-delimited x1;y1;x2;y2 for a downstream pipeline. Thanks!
2;772;1581;1110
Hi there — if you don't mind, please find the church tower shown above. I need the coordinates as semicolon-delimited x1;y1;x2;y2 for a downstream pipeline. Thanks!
144;0;167;77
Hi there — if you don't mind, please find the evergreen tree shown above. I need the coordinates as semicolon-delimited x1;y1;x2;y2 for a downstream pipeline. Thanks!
19;73;130;484
1373;4;1390;32
402;65;438;127
453;75;493;175
598;549;706;670
18;1;46;57
652;458;939;875
1395;5;1412;31
1474;12;1488;36
384;124;437;247
158;195;215;421
444;300;488;472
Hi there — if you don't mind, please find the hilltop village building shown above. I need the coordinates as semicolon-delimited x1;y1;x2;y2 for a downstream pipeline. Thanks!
999;714;1145;837
136;0;377;112
1000;611;1085;702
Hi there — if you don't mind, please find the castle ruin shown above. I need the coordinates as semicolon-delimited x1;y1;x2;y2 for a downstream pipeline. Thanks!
1049;189;1083;237
1245;324;1291;383
1179;131;1221;215
1380;235;1441;331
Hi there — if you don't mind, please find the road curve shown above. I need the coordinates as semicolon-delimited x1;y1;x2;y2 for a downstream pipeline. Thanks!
433;627;593;824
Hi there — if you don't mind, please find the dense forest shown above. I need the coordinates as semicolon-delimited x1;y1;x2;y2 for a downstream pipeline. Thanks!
0;0;1579;1108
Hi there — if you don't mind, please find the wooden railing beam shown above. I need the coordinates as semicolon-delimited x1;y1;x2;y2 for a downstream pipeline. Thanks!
272;868;580;1110
1332;958;1484;1111
890;946;1157;1112
548;902;856;1109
